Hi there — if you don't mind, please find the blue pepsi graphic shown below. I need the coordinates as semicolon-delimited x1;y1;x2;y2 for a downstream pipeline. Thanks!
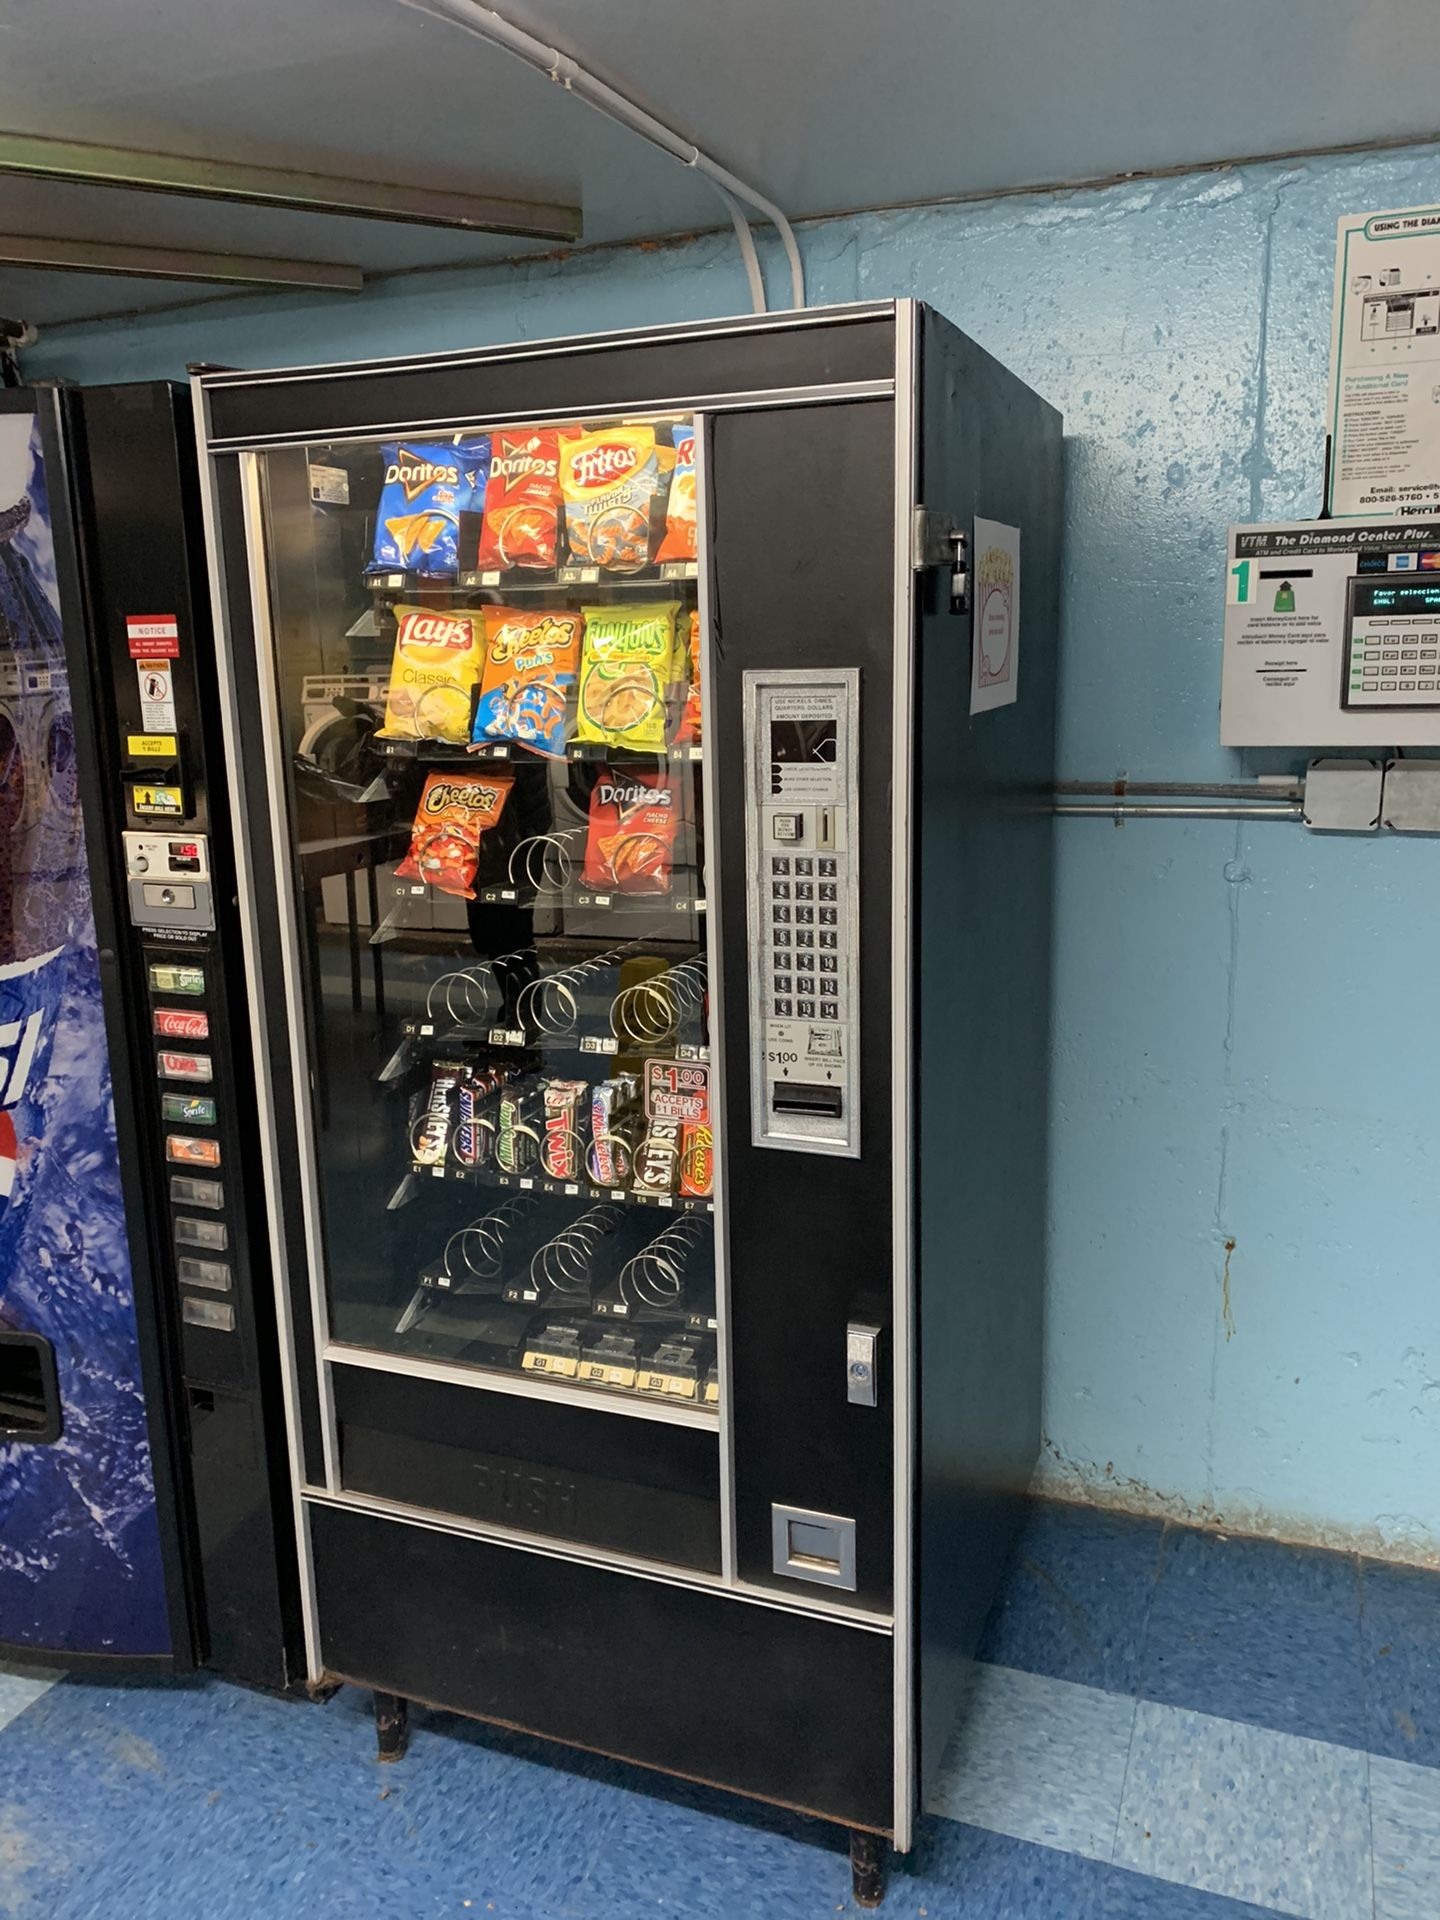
0;408;169;1656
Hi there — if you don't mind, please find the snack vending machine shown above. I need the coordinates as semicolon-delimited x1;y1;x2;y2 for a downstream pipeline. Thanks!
0;382;301;1686
194;301;1061;1900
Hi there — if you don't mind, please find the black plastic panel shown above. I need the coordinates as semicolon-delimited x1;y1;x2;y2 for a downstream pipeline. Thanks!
203;313;896;446
333;1365;720;1571
310;1502;892;1830
707;402;896;1612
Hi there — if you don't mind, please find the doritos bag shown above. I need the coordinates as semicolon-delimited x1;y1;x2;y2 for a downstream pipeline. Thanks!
369;438;490;578
560;425;668;573
582;768;681;895
676;609;702;745
395;770;513;901
378;604;486;743
656;423;696;563
575;602;681;753
477;429;562;572
472;607;582;759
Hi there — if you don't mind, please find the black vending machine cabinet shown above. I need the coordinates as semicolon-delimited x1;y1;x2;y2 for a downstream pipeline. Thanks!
0;381;301;1688
194;302;1061;1895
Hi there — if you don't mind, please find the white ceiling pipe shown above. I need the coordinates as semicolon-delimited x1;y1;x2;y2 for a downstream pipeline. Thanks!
394;0;805;312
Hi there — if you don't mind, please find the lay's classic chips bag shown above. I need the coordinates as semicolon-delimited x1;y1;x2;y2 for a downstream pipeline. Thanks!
369;437;490;578
378;604;486;743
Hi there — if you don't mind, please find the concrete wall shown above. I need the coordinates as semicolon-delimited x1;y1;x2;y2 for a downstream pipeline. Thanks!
27;139;1440;1561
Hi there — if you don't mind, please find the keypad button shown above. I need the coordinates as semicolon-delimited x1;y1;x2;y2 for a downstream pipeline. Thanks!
819;1003;838;1020
818;882;837;901
1403;651;1419;660
794;929;814;948
794;881;814;901
773;928;791;947
774;997;792;1016
796;999;816;1018
772;881;791;899
796;953;815;971
1421;681;1437;690
819;978;837;996
770;856;791;875
794;858;813;876
818;857;837;877
818;930;837;949
819;954;838;972
795;906;815;925
773;904;791;923
774;973;793;994
818;906;838;925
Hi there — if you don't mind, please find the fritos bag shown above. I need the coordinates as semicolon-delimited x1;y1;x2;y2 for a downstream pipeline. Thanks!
476;428;562;572
378;604;486;743
582;769;681;895
369;438;490;578
560;425;669;573
676;609;702;745
575;602;680;752
656;423;696;563
394;770;512;901
472;607;582;759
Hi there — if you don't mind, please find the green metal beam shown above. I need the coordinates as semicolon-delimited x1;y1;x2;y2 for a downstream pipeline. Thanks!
0;132;582;242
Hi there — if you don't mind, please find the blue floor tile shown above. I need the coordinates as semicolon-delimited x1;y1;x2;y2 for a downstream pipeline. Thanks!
1139;1525;1368;1748
1114;1699;1373;1920
890;1818;1109;1919
1361;1558;1440;1768
1098;1860;1296;1917
1371;1752;1440;1920
975;1498;1163;1694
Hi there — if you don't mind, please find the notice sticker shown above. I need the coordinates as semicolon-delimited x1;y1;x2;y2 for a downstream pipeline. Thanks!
127;734;176;760
126;616;180;659
129;783;183;817
136;659;177;730
970;519;1021;716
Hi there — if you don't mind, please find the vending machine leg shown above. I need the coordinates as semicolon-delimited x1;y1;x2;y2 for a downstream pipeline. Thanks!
373;1691;410;1763
849;1830;888;1907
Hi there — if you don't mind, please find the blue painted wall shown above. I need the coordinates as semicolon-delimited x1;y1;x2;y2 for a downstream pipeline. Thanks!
26;140;1440;1561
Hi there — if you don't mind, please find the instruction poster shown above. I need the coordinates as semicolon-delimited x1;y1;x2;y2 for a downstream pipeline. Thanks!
1328;205;1440;519
970;518;1020;714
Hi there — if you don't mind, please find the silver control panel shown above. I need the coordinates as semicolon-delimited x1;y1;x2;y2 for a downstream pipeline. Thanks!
123;831;215;933
743;669;860;1157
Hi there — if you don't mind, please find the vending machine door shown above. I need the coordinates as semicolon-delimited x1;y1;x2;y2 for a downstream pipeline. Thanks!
0;391;178;1663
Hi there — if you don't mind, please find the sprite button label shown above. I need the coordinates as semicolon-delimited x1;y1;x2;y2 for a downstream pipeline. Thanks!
161;1093;217;1125
149;964;205;996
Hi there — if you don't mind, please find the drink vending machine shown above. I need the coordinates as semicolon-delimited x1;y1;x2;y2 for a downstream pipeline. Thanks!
0;381;301;1686
194;300;1061;1901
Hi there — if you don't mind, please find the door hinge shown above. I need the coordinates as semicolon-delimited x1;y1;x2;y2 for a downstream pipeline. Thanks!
910;508;968;608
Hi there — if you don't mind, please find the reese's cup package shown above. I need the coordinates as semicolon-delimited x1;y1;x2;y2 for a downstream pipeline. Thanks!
656;423;696;564
394;769;513;901
560;424;669;573
575;601;681;752
472;607;582;759
378;604;486;743
370;438;490;578
583;768;681;895
676;609;702;745
476;428;562;572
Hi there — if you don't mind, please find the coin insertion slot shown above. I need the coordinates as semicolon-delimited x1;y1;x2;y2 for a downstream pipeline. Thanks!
772;1083;843;1119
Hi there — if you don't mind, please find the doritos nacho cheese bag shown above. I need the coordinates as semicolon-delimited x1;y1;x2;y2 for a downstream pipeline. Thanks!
477;428;562;572
583;768;681;895
378;604;485;743
394;770;513;901
369;437;490;578
575;602;681;753
560;425;667;573
472;607;582;759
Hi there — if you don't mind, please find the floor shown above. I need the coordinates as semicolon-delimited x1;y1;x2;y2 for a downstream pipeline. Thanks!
1;1500;1437;1919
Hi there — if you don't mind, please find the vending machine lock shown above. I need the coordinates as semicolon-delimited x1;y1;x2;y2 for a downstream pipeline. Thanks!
911;508;969;608
846;1322;882;1408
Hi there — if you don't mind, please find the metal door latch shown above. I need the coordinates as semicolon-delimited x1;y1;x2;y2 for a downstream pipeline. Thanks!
910;508;968;608
846;1322;881;1406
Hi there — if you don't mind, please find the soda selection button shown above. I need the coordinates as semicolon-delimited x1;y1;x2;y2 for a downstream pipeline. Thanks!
170;1175;223;1210
178;1256;231;1292
182;1297;235;1331
175;1216;228;1252
167;1134;221;1168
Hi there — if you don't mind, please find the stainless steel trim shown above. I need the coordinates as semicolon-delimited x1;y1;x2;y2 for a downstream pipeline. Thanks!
300;1486;894;1633
770;1503;858;1591
190;394;323;1684
237;451;343;1494
204;380;895;453
0;231;364;293
890;297;920;1853
325;1342;719;1432
694;412;738;1586
197;302;898;391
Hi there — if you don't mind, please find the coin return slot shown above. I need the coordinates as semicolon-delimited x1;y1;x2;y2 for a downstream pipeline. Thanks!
0;1332;61;1443
770;1503;857;1591
772;1083;843;1119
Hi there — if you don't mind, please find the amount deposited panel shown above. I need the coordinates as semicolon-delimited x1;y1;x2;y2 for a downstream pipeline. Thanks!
743;669;860;1158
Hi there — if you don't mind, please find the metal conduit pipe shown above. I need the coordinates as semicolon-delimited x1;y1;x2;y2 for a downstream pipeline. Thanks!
1057;780;1306;802
394;0;805;312
1054;802;1304;821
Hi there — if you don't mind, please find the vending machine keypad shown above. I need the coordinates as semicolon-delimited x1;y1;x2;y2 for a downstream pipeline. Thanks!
743;670;861;1156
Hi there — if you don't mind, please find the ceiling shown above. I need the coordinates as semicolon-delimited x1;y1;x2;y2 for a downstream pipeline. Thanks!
3;0;1440;328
